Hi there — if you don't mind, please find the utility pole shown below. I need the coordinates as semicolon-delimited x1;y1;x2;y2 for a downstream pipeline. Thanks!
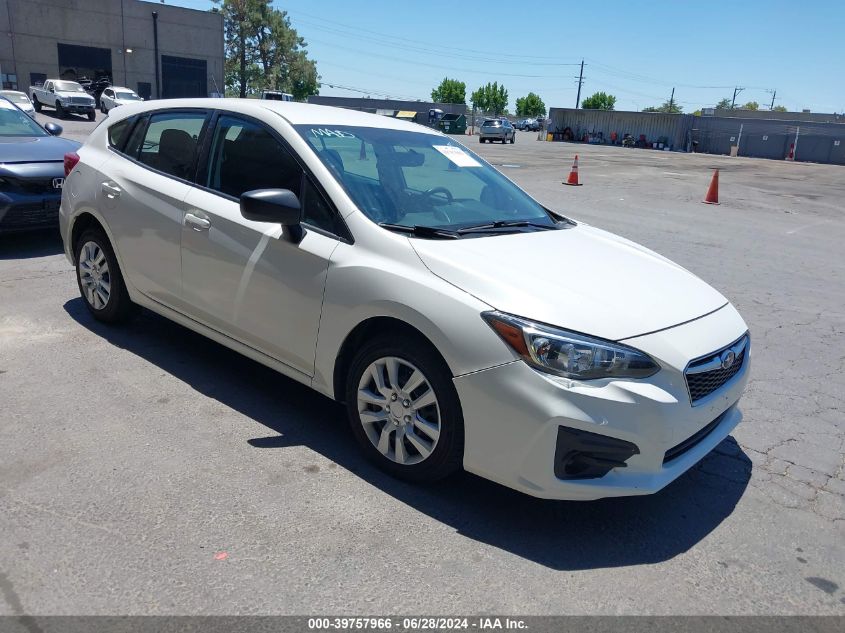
730;86;744;109
575;59;584;109
668;87;675;112
768;89;777;110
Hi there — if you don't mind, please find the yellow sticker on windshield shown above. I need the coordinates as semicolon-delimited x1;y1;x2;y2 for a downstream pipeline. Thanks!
433;145;481;167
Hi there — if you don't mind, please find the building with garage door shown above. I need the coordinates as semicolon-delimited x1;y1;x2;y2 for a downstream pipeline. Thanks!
0;0;223;100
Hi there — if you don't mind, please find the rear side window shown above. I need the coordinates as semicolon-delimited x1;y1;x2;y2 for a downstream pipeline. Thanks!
107;117;133;150
137;111;206;181
205;114;302;198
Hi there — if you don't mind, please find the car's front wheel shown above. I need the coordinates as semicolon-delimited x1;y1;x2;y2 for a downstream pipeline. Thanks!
75;228;136;323
345;336;464;482
55;101;65;118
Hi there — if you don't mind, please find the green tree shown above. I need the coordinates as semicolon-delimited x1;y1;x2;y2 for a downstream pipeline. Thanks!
642;100;683;114
580;91;616;110
715;97;733;110
214;0;319;99
741;101;760;111
431;78;466;104
515;92;546;117
471;82;509;115
772;105;788;112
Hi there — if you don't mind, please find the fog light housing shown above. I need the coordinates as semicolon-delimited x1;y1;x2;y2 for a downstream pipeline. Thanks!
554;426;640;480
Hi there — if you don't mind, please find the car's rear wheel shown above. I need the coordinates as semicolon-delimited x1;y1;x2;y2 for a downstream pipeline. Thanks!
345;336;464;482
75;228;136;323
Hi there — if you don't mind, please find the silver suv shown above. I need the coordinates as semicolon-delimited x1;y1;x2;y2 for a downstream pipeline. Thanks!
479;118;515;144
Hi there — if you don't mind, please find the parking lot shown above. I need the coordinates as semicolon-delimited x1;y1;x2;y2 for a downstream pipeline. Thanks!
1;126;844;615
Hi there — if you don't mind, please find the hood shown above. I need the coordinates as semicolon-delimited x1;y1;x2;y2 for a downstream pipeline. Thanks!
0;135;80;164
56;90;94;100
411;223;728;341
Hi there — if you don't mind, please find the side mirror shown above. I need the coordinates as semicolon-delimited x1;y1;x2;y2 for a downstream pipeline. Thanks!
48;87;54;93
44;122;63;136
240;189;304;243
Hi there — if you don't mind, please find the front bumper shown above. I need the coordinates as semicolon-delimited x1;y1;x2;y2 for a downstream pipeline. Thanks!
0;192;62;233
454;304;750;500
60;102;95;113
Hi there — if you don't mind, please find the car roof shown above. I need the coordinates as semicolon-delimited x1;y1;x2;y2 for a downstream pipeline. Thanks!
109;87;133;92
0;98;19;110
108;97;448;133
0;90;26;96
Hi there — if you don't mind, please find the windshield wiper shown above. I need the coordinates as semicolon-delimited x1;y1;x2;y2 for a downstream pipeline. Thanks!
457;220;559;234
378;222;460;239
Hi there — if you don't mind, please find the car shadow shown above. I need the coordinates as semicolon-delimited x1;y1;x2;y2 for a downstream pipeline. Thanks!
0;230;64;259
63;298;751;571
36;109;95;123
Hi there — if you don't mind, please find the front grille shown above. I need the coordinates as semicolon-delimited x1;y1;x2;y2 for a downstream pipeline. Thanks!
0;176;57;194
0;199;61;229
684;334;748;404
69;96;93;105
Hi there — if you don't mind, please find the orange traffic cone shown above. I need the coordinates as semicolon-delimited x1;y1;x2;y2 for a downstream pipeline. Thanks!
702;169;720;205
563;155;582;186
785;143;795;161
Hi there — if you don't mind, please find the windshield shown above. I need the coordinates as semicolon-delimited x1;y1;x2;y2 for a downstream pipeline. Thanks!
116;92;141;100
54;81;85;92
0;108;47;137
295;125;555;232
1;93;30;104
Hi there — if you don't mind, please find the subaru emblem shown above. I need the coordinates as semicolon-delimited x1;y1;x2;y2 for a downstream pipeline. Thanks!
53;177;64;189
720;350;736;370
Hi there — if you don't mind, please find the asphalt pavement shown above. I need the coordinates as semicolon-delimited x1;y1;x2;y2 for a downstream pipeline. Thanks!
1;129;844;615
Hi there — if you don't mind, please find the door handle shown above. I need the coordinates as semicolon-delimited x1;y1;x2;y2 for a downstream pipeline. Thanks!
185;212;211;231
101;182;121;198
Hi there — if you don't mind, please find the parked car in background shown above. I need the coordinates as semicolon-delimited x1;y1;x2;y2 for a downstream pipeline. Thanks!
0;98;79;233
479;118;515;143
60;98;749;500
261;90;293;101
86;76;113;102
30;80;96;120
100;87;143;114
0;90;36;118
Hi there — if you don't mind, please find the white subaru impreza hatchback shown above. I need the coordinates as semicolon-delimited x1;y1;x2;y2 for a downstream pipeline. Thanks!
60;99;749;500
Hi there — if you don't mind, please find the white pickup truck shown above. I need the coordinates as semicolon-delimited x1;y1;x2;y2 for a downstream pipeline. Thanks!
30;80;96;120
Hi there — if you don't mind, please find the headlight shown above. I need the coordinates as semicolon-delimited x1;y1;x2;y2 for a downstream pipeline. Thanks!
482;311;659;380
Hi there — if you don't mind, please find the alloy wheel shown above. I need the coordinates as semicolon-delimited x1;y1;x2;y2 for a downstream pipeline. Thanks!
78;241;111;310
356;356;441;465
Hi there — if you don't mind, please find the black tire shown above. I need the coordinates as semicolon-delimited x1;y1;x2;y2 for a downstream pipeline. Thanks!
55;101;65;118
100;102;106;114
511;133;516;144
87;110;96;121
32;97;41;112
345;334;464;483
479;137;484;143
74;228;136;324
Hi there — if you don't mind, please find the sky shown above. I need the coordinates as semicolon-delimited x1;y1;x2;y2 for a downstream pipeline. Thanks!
163;0;845;114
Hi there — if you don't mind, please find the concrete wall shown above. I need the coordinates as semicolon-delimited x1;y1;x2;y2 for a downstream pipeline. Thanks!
0;0;223;97
693;117;845;164
546;107;845;165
